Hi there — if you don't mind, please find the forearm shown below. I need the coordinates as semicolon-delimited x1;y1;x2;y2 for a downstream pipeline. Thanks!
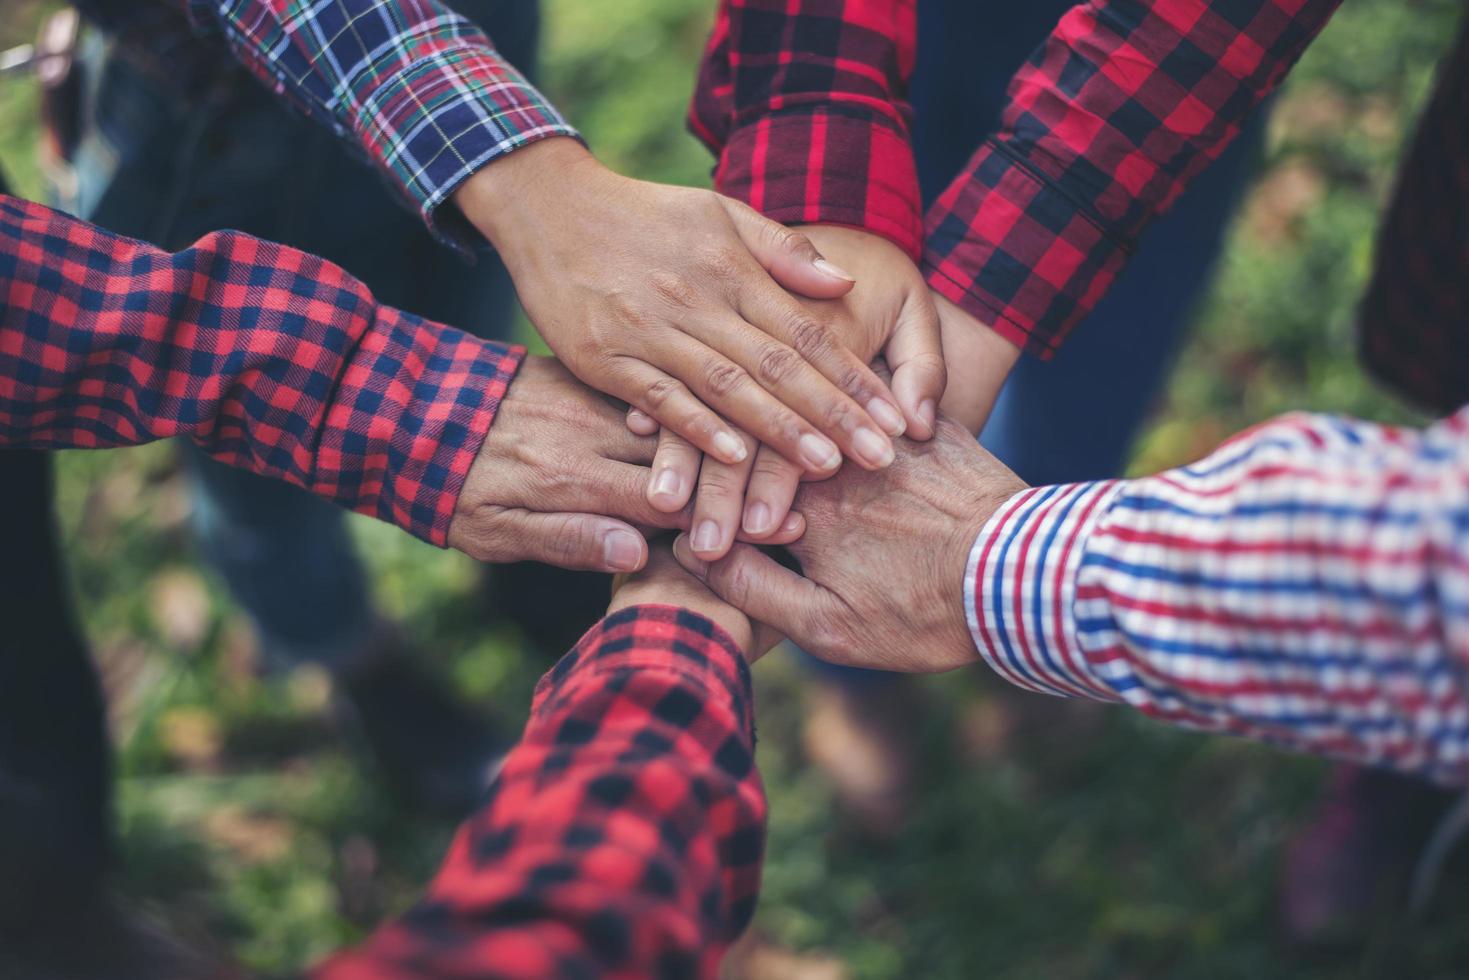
934;294;1020;434
925;0;1342;357
0;194;521;545
179;0;578;247
968;409;1469;782
691;0;924;257
312;605;765;979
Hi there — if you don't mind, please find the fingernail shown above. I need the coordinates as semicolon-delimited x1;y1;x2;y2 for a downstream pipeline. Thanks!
867;398;906;437
713;430;747;463
692;519;722;555
798;433;841;472
780;512;802;533
813;257;855;282
651;467;683;502
602;529;643;571
673;534;708;577
919;398;937;433
743;502;772;536
853;427;895;468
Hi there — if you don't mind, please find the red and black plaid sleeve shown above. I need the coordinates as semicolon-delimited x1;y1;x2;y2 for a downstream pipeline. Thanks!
694;0;1343;359
0;193;523;545
312;604;765;980
1358;15;1469;417
691;0;925;259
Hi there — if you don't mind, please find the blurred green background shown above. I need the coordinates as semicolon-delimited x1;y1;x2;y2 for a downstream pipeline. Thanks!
0;0;1466;976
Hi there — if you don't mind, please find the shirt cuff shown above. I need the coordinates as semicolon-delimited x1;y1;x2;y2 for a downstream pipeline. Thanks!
966;481;1124;700
534;604;756;739
923;139;1131;360
357;39;582;253
316;310;525;547
712;108;924;261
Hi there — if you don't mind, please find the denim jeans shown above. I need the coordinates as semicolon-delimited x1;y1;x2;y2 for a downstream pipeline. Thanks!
800;0;1266;686
74;1;541;668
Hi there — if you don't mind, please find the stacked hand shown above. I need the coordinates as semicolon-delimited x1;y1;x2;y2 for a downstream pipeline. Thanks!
447;357;803;573
454;139;937;479
628;225;951;560
673;419;1027;673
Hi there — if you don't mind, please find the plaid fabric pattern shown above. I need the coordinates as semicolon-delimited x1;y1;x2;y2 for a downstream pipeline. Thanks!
160;0;580;249
313;604;765;979
1358;16;1469;417
690;0;925;259
967;408;1469;783
0;193;522;546
694;0;1341;358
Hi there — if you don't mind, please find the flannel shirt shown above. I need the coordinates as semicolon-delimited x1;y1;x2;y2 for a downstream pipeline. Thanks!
968;408;1469;784
693;0;1342;358
74;0;578;250
1358;13;1469;417
312;604;765;980
0;193;522;545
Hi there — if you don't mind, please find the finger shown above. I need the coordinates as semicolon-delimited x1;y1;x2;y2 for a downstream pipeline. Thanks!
884;294;947;440
736;509;804;546
678;309;901;470
673;535;838;647
720;197;854;300
689;429;757;561
647;336;848;476
496;457;684;531
740;445;802;539
625;407;660;437
735;286;908;441
646;428;701;513
610;358;749;465
476;509;648;573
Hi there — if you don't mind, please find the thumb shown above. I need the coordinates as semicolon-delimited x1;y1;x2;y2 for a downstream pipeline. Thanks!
885;292;947;440
721;198;855;299
673;535;835;650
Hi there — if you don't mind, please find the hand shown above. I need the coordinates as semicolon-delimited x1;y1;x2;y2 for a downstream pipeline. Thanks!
609;540;781;663
931;292;1020;435
672;418;1026;673
447;356;678;572
632;226;947;561
454;139;908;478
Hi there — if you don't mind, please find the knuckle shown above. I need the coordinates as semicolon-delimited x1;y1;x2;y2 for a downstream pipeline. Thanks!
784;311;835;361
755;343;801;386
821;398;858;434
648;271;699;310
779;226;817;257
643;376;685;411
705;361;749;399
698;244;745;282
836;364;870;398
544;515;592;563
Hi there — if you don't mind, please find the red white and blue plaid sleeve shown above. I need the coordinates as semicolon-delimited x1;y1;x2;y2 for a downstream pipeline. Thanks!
181;0;579;250
311;604;766;980
690;0;925;260
968;409;1469;783
0;193;523;546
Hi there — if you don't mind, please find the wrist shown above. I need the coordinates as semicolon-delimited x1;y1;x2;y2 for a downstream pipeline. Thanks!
608;590;755;662
934;293;1020;434
453;136;598;253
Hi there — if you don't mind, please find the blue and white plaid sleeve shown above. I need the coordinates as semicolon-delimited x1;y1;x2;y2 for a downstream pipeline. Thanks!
184;0;582;251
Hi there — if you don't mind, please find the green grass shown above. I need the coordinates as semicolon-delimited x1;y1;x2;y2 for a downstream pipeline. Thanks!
2;0;1468;976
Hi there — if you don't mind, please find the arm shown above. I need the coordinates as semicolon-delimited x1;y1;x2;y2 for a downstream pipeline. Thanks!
967;409;1469;782
676;409;1469;783
177;0;576;249
0;193;722;573
311;555;769;979
923;0;1342;358
0;193;517;546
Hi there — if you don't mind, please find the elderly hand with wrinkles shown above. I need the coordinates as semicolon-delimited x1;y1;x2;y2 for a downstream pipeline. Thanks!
448;357;802;573
671;417;1027;673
